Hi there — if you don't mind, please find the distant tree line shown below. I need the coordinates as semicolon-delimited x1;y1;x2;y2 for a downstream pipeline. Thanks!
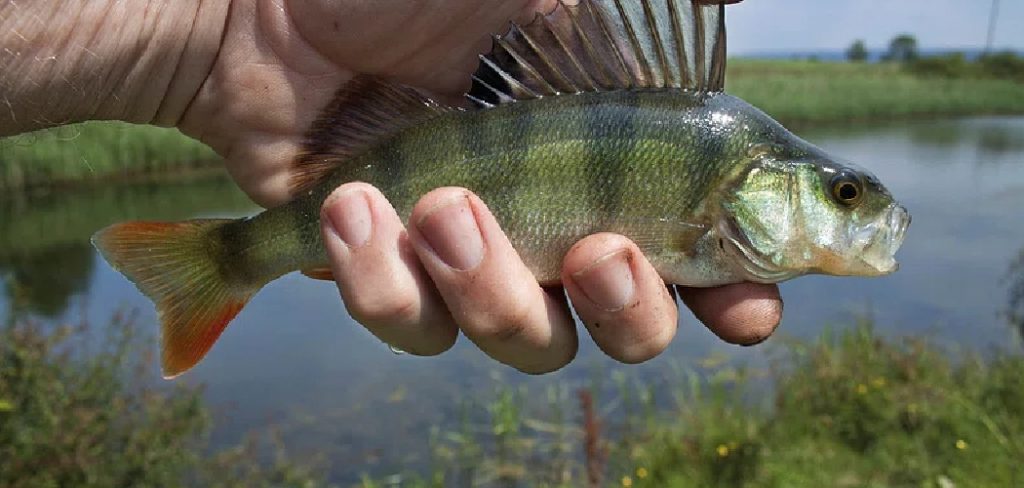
845;34;1023;82
845;34;919;63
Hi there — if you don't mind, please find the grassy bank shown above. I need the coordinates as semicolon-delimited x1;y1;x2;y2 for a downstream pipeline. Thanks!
727;60;1024;126
368;324;1024;488
1;59;1022;190
0;123;218;191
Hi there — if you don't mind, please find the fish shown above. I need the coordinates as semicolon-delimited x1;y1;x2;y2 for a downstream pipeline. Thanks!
93;0;910;378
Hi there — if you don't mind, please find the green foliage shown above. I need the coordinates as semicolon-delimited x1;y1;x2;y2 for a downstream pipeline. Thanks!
846;40;869;63
368;324;1024;488
0;121;219;190
726;60;1024;126
631;325;1024;488
978;51;1024;82
0;313;326;488
882;34;920;63
908;51;1024;82
908;53;972;79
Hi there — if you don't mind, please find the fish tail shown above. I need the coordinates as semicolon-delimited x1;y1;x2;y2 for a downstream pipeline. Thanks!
92;219;263;379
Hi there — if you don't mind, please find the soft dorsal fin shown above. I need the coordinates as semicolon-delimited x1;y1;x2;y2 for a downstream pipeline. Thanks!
468;0;729;107
290;76;451;196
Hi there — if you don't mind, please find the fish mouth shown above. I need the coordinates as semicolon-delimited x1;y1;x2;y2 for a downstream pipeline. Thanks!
855;204;911;275
718;217;799;284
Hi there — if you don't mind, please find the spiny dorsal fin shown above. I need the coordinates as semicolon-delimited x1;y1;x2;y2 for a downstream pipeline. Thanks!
469;0;730;106
290;76;452;196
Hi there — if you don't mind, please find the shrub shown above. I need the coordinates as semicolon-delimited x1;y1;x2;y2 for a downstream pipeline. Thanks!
0;312;326;488
979;51;1024;82
908;53;971;79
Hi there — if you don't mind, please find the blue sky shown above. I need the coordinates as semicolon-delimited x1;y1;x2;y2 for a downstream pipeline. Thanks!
726;0;1024;54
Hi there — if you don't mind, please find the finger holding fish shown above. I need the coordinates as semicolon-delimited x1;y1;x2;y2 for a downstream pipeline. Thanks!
407;187;579;374
320;183;459;356
679;282;783;346
563;233;679;363
322;185;781;369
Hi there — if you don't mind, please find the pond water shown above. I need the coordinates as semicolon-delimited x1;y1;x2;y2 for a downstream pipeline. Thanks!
2;117;1023;482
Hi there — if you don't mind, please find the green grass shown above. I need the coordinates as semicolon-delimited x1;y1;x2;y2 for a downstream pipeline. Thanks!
1;60;1022;191
627;326;1024;488
0;122;218;191
371;323;1024;488
727;60;1024;126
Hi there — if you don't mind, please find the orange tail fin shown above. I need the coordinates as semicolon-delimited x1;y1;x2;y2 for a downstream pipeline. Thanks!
92;219;263;379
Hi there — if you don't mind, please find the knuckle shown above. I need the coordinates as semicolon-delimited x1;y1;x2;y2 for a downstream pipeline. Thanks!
467;299;535;344
346;291;420;327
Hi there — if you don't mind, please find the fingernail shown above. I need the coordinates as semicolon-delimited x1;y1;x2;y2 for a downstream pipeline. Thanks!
415;194;484;271
322;189;372;248
572;249;635;312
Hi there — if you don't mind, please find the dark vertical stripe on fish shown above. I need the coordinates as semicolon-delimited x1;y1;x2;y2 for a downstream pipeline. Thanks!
585;91;638;217
485;103;533;209
377;140;409;206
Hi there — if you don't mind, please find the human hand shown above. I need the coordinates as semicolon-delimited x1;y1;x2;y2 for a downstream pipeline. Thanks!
0;0;782;372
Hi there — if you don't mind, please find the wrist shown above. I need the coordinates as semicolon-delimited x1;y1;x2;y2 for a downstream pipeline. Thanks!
0;0;229;136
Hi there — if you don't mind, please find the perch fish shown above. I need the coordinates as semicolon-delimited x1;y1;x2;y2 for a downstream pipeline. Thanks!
93;0;910;378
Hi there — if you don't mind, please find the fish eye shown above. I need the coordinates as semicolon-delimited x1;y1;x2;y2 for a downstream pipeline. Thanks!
830;170;864;207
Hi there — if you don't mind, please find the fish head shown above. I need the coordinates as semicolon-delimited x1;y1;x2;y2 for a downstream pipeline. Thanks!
719;154;910;282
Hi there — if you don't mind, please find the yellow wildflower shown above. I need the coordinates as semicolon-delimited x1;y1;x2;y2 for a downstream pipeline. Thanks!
956;439;968;450
717;444;730;457
872;377;886;388
621;475;634;487
856;384;868;395
636;467;648;479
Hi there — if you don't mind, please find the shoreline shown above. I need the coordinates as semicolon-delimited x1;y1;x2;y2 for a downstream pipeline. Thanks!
2;60;1022;191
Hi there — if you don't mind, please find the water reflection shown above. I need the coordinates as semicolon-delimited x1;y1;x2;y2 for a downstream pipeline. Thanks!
1008;246;1024;339
0;244;93;317
1;118;1023;484
902;118;1024;155
808;116;1024;166
0;176;256;317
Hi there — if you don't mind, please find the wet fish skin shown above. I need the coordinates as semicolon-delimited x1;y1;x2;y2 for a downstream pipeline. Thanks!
226;90;798;288
93;84;907;379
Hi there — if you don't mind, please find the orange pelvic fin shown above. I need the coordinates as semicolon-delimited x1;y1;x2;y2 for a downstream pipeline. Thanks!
92;219;263;379
301;267;336;281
